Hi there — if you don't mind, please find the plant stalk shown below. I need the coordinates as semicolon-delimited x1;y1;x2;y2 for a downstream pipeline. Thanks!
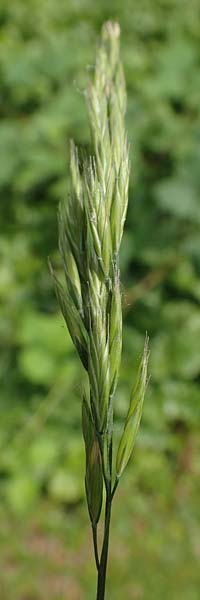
92;524;100;570
51;20;149;600
96;493;112;600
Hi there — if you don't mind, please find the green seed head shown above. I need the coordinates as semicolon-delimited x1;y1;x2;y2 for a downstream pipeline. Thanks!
50;23;149;510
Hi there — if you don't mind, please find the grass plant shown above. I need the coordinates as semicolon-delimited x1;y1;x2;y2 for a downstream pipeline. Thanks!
50;21;149;600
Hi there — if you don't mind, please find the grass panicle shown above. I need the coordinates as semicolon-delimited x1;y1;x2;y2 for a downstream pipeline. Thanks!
50;20;149;600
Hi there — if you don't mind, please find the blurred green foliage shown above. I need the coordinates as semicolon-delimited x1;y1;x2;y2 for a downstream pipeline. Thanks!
0;0;200;598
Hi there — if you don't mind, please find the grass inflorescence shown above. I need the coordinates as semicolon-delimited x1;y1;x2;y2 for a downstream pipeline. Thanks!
50;21;149;600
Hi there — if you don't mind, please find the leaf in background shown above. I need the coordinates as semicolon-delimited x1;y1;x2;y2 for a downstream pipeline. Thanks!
151;303;200;381
18;347;57;385
5;474;39;515
48;470;83;504
154;178;200;221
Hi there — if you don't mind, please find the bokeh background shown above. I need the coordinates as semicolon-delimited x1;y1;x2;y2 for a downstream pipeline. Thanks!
0;0;200;598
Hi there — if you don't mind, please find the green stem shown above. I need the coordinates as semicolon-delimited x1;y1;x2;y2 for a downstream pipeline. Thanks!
95;427;113;599
92;524;100;570
96;493;112;600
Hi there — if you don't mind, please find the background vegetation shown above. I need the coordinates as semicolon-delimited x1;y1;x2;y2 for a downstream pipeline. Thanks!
0;0;200;598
